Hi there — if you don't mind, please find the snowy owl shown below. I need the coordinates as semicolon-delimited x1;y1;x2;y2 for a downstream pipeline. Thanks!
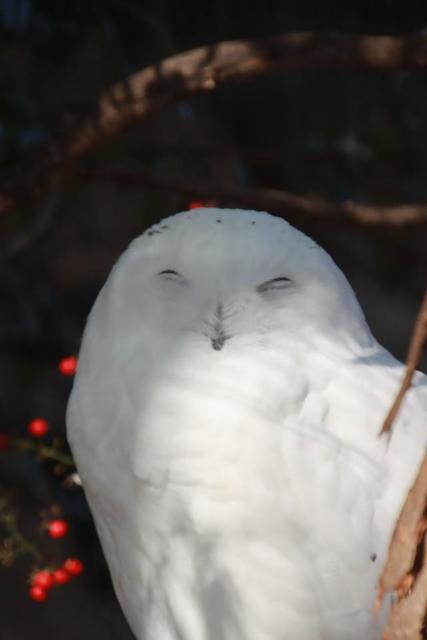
67;208;427;640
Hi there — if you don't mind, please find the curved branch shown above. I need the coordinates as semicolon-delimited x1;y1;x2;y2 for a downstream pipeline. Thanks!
2;31;427;217
78;166;427;227
37;31;427;163
377;292;427;638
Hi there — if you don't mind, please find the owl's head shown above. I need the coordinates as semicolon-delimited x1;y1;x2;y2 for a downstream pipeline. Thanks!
86;209;373;363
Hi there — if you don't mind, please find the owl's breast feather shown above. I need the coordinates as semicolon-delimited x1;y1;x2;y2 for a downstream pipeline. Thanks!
130;341;312;496
120;343;388;640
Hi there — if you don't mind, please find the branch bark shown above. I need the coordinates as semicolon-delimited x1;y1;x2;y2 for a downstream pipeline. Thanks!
20;31;427;166
3;31;427;219
377;292;427;639
378;458;427;640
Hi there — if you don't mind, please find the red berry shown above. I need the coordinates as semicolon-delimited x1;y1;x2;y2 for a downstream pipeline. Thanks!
32;570;54;590
63;557;84;576
188;201;205;210
58;356;78;376
47;519;69;539
52;568;71;585
29;585;48;602
0;432;10;451
28;418;49;438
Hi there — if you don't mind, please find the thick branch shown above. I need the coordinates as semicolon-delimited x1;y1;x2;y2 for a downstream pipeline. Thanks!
378;457;427;640
378;456;427;599
376;293;427;638
34;31;427;163
3;31;427;216
78;166;427;227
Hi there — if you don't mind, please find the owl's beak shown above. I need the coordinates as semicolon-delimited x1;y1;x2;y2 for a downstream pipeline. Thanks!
208;304;230;351
211;334;227;351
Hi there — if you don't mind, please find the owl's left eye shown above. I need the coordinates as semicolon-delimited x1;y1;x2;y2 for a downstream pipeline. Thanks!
256;276;291;293
157;269;187;284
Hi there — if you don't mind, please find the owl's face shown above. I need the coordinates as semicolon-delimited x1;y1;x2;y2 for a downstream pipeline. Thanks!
93;209;372;360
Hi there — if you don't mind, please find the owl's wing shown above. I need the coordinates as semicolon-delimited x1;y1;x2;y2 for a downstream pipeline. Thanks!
282;347;427;637
315;349;427;546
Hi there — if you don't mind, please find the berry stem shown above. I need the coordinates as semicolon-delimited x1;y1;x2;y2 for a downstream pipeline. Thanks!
0;508;42;562
38;445;74;467
12;438;74;467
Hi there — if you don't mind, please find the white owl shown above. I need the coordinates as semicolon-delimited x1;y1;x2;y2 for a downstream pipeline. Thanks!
67;209;427;640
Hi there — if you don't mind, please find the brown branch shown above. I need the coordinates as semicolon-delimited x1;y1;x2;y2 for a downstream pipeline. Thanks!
376;293;427;638
378;455;427;601
78;166;427;227
3;31;427;218
28;31;427;164
380;291;427;435
378;457;427;640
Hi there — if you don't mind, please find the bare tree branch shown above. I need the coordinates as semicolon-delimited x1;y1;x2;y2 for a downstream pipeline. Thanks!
375;293;427;639
32;31;427;162
3;31;427;220
380;292;427;435
77;166;427;227
378;457;427;640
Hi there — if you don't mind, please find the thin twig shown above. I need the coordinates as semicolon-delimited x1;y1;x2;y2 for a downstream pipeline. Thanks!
380;291;427;435
0;510;42;563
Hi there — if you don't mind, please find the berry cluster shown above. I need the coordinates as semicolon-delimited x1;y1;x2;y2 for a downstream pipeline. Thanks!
0;355;83;603
29;558;84;602
28;514;83;601
0;355;78;451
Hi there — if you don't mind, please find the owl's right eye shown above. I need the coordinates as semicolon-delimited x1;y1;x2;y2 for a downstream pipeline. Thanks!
157;269;187;283
256;276;291;293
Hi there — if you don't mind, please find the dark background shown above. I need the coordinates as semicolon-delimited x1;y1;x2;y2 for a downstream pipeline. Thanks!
1;1;427;638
